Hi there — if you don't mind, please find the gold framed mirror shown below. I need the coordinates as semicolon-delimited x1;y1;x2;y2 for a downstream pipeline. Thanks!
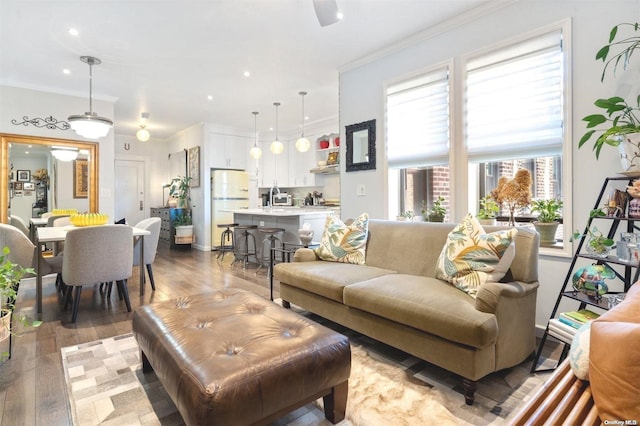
0;133;99;223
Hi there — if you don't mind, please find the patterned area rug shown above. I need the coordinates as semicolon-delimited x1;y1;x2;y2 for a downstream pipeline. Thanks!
61;326;555;425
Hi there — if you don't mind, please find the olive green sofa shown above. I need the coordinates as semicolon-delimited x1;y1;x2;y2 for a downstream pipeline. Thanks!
273;219;540;405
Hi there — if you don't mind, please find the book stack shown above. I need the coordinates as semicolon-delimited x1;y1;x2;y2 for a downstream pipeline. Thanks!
547;309;600;344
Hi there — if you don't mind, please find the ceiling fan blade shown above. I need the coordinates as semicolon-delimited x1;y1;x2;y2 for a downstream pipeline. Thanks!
313;0;340;27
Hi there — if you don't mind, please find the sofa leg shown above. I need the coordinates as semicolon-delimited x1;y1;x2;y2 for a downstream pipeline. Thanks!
463;378;477;405
323;380;348;423
141;350;153;373
282;300;291;309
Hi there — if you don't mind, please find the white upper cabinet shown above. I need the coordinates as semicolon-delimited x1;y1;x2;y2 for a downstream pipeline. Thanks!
258;140;289;188
289;143;316;187
206;132;247;170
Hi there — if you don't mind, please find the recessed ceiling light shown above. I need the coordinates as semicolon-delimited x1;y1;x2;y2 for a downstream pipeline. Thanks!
305;116;309;121
207;95;213;100
68;28;79;36
243;71;251;77
336;11;344;20
63;69;70;74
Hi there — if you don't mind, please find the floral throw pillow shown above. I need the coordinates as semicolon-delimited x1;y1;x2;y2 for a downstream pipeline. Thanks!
434;213;517;298
315;213;369;264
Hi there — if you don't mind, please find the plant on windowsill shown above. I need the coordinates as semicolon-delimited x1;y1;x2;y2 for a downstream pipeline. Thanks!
571;226;614;258
169;175;192;209
423;197;446;222
490;169;533;227
579;22;640;171
0;247;41;360
531;199;563;246
476;196;500;226
396;210;414;221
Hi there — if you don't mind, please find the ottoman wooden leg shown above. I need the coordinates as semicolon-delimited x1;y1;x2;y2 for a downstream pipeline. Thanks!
323;380;348;424
141;350;153;373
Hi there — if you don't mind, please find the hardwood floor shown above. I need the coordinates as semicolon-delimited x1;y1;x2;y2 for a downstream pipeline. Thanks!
0;244;275;425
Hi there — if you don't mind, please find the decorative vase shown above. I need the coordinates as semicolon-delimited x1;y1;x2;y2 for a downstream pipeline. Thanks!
533;222;559;246
477;218;497;226
585;237;611;258
618;132;640;174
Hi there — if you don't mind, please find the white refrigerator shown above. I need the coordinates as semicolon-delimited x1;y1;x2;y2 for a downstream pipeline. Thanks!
211;169;250;249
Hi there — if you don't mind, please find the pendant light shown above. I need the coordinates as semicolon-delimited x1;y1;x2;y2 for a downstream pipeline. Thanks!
249;111;262;159
295;91;311;152
68;56;113;139
270;102;284;154
136;112;150;141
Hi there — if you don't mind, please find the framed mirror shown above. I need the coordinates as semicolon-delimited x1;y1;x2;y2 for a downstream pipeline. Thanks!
0;133;99;223
346;119;376;172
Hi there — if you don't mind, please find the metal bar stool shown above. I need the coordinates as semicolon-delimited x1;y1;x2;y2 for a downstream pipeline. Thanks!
257;227;285;277
232;224;258;269
216;223;238;261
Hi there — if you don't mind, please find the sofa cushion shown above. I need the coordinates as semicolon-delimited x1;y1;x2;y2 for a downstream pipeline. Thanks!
568;321;591;380
434;214;517;298
315;213;369;264
589;284;640;421
343;274;498;348
274;261;396;303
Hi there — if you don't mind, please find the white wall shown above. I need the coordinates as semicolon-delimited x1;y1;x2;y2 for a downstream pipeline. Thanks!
338;0;639;329
0;85;116;218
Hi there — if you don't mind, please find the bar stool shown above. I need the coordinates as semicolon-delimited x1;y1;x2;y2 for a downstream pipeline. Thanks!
257;227;285;277
232;224;258;269
217;223;238;261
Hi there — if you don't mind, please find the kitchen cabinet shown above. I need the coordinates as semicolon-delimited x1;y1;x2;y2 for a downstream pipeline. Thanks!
206;132;246;170
259;141;289;188
310;133;340;175
288;143;316;187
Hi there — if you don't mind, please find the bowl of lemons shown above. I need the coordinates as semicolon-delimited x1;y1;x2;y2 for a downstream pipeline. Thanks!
70;213;109;227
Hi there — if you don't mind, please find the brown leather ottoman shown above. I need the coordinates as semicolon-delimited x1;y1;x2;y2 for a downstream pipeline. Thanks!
132;288;351;425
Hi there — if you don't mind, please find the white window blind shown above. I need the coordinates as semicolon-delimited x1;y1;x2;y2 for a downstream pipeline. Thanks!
387;68;449;168
466;30;563;162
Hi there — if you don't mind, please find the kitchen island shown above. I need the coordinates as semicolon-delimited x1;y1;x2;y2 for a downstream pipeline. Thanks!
232;208;334;247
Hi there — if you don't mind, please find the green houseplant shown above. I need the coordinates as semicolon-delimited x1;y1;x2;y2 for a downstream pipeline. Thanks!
571;226;614;258
531;199;563;246
477;196;499;225
0;247;41;360
579;22;640;168
169;175;192;208
424;196;446;222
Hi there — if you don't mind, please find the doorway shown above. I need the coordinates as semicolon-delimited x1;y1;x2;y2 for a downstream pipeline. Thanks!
115;159;146;225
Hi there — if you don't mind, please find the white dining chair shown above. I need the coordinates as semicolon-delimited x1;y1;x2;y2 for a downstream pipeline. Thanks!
9;216;30;239
62;225;133;323
132;217;161;291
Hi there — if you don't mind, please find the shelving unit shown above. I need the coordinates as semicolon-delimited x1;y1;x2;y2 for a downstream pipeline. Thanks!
531;176;639;372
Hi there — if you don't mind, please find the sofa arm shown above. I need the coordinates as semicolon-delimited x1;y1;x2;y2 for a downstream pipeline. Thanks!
293;248;319;262
474;280;539;314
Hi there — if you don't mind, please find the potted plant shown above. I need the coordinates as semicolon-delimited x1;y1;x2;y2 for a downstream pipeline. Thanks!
174;212;193;239
571;226;614;258
490;169;532;226
424;196;446;222
0;247;41;360
396;210;414;221
579;22;640;170
477;196;499;226
531;199;563;246
169;175;192;209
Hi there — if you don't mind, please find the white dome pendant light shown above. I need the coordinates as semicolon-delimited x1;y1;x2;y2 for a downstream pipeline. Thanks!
295;91;311;152
136;112;151;141
249;111;262;159
68;56;113;139
270;102;284;154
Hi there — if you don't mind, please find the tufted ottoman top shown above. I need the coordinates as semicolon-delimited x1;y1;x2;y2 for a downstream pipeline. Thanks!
132;288;351;425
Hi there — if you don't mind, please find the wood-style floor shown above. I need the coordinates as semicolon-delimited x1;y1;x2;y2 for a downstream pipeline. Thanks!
0;244;275;425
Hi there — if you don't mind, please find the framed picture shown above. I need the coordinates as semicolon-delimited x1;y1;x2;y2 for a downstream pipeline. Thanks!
14;182;23;191
23;182;35;191
74;159;89;198
17;170;30;182
188;146;200;188
327;151;339;165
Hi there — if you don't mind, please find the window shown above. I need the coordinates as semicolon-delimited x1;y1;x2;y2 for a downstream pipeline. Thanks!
387;24;570;253
386;66;450;219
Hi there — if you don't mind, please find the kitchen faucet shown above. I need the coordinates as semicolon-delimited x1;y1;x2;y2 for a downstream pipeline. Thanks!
269;181;280;210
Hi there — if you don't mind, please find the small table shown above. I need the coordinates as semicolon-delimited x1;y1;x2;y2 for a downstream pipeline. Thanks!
35;225;151;314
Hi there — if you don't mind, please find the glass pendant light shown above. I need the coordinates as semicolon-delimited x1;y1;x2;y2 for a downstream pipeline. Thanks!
136;125;150;142
270;102;284;154
295;91;311;152
249;111;262;159
68;56;113;139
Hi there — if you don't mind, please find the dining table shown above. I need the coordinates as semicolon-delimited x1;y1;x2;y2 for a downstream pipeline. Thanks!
35;225;151;314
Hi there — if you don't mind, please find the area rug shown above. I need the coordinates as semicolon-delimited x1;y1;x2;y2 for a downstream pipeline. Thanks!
62;332;550;425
